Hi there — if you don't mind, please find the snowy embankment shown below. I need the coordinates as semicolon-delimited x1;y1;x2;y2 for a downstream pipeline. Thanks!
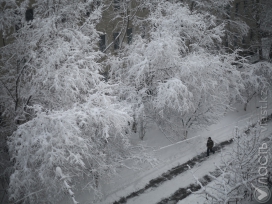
59;96;272;204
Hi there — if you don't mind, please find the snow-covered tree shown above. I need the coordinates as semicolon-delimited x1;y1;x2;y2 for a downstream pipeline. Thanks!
239;61;272;111
0;1;22;202
0;0;19;35
250;0;272;60
192;0;272;110
188;122;272;203
260;1;272;60
109;1;246;141
101;0;148;52
0;0;154;203
193;0;249;49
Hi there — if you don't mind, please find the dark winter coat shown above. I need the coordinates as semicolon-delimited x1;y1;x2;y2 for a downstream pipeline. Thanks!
207;139;214;148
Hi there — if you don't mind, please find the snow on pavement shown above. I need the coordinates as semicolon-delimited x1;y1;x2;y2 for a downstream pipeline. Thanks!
177;126;272;204
101;100;272;204
59;97;272;204
127;144;233;204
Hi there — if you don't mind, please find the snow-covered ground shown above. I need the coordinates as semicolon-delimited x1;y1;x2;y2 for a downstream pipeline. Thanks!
178;152;272;204
127;123;272;204
127;144;232;204
60;96;272;204
177;174;272;204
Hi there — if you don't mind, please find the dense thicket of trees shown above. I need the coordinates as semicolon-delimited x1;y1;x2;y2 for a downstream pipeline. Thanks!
248;0;272;60
109;0;269;141
0;0;271;203
0;0;151;203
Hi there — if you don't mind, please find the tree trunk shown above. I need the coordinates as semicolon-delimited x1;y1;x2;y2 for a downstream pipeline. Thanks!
139;118;145;140
184;130;188;139
95;173;99;188
244;92;256;111
258;46;263;60
256;0;263;61
269;42;272;61
244;102;248;111
132;115;137;133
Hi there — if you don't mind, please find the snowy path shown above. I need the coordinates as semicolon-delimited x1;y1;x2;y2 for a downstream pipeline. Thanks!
129;123;272;204
178;130;272;204
59;98;272;204
107;109;272;204
127;144;233;204
165;131;272;204
113;140;232;204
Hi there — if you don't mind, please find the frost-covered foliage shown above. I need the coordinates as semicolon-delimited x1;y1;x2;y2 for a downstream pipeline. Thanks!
110;1;246;141
240;61;272;111
0;0;152;203
0;0;19;33
189;122;272;203
260;1;272;33
8;97;133;203
252;0;272;60
1;0;103;115
0;0;23;201
0;0;19;133
193;0;249;48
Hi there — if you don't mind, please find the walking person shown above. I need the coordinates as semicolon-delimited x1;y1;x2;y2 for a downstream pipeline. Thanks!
207;137;215;156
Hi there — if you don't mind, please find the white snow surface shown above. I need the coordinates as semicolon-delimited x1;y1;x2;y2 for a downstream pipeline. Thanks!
60;96;272;204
